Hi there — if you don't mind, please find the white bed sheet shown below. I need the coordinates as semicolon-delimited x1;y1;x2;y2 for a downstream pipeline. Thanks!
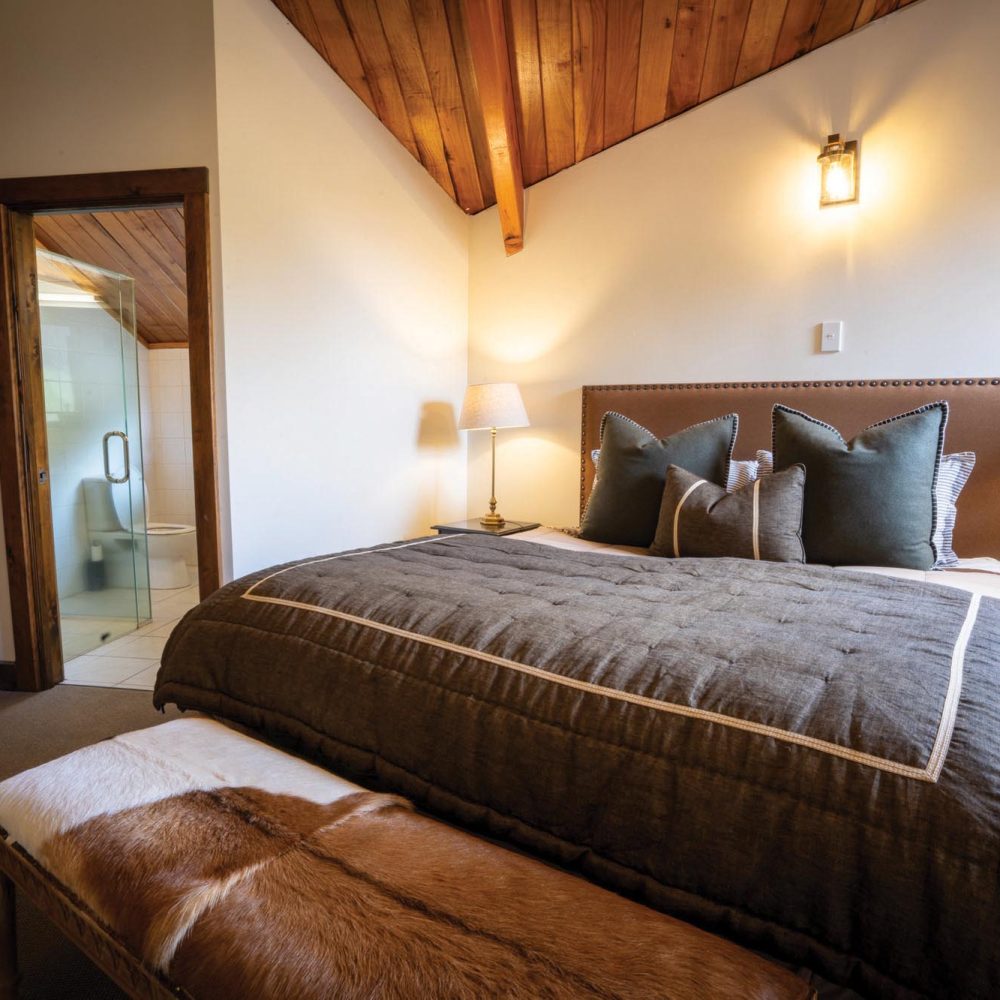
513;526;1000;600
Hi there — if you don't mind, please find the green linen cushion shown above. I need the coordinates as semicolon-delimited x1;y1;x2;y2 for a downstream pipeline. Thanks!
650;463;807;562
580;412;738;547
771;402;948;569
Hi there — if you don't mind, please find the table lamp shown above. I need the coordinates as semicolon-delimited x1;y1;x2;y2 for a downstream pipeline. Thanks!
459;382;529;528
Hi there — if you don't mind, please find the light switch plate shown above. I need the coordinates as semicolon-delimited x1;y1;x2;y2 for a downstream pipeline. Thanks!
821;321;844;353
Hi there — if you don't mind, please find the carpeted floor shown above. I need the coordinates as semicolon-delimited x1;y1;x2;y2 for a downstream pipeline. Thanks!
1;685;182;999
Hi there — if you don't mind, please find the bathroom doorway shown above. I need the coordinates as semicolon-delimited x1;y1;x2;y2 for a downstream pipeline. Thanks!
35;226;201;689
0;167;221;693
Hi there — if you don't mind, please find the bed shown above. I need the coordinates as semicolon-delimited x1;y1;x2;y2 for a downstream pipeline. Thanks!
153;379;1000;1000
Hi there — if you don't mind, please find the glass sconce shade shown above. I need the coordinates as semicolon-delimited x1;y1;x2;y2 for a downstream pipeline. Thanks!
818;133;859;207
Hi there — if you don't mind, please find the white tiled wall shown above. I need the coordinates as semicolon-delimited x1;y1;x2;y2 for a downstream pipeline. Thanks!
145;349;195;544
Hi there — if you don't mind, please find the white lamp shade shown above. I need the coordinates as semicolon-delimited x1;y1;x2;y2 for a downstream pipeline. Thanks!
458;382;529;431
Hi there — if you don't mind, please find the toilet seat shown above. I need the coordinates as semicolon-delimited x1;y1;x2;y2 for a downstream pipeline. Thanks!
84;477;197;590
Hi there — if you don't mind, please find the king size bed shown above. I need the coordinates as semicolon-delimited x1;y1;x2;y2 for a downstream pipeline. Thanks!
145;379;999;998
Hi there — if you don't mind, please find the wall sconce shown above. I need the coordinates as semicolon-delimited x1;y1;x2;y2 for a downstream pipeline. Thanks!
817;133;859;207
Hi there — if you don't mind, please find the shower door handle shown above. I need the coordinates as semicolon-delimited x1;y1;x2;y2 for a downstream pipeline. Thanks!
103;431;130;484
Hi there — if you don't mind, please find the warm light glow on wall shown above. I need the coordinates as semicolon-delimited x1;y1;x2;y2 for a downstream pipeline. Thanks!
817;133;859;207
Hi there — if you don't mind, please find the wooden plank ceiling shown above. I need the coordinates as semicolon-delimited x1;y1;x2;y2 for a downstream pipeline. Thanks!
272;0;919;250
34;208;187;345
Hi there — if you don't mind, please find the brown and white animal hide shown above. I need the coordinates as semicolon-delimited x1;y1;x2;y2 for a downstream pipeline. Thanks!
42;788;813;1000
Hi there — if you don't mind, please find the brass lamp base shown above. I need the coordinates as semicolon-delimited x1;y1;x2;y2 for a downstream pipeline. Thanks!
480;427;506;528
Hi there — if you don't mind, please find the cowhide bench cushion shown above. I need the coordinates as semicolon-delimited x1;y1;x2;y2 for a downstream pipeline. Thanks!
0;718;813;999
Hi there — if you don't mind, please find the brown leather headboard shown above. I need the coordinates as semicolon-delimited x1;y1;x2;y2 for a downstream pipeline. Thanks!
581;379;1000;559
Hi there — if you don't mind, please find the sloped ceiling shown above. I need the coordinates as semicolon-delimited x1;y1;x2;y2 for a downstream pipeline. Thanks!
34;208;187;345
273;0;920;250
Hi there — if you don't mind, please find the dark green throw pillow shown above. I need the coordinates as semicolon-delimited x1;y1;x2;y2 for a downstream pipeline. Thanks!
651;463;806;562
580;412;738;547
771;402;947;569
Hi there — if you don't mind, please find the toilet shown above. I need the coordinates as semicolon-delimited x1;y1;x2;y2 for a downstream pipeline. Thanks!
83;478;196;590
142;523;198;589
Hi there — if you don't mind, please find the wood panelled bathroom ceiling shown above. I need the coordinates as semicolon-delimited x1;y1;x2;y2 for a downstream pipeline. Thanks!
272;0;921;250
34;208;188;346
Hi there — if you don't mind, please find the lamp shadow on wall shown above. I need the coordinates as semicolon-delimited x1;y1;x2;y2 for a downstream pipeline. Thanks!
416;401;459;449
415;400;462;531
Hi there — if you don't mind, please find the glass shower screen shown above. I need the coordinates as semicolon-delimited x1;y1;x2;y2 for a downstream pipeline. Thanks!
36;248;152;660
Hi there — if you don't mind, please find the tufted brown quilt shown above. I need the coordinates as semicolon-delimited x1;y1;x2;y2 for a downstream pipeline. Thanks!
154;534;1000;999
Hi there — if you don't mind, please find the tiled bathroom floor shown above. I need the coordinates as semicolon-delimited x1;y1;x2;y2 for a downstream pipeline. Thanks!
61;583;200;691
61;610;139;660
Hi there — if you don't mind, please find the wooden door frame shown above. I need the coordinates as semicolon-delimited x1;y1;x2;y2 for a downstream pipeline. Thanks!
0;167;222;691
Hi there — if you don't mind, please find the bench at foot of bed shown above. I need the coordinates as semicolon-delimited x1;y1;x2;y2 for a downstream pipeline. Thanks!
0;718;813;1000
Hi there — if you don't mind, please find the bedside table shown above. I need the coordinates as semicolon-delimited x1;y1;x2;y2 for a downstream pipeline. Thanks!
431;519;541;537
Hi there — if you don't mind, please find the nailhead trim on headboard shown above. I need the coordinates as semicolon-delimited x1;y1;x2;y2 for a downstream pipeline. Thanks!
579;378;1000;516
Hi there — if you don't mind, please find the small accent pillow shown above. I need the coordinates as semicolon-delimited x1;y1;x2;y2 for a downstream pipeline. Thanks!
650;464;806;562
580;412;738;547
771;402;948;570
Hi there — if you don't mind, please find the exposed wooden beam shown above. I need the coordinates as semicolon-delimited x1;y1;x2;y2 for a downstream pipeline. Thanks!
465;0;524;254
147;340;188;350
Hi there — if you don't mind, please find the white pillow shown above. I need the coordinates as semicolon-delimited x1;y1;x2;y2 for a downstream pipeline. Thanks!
725;458;759;492
932;452;975;567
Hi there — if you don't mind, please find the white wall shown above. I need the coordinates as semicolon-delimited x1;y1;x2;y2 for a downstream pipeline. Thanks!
0;1;219;179
0;0;224;661
213;0;469;576
468;0;1000;528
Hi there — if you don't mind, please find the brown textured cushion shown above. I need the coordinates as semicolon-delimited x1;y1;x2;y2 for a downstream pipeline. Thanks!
651;463;807;562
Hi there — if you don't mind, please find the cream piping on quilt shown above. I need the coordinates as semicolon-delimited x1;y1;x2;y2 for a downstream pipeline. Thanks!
673;479;707;558
242;543;981;784
244;536;446;594
751;479;761;561
924;592;979;780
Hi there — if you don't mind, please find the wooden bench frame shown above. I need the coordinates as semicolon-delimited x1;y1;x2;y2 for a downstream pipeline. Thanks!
0;838;190;1000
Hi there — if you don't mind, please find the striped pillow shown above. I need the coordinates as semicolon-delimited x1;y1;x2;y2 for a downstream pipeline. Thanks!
650;464;807;563
725;458;758;492
933;452;976;566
